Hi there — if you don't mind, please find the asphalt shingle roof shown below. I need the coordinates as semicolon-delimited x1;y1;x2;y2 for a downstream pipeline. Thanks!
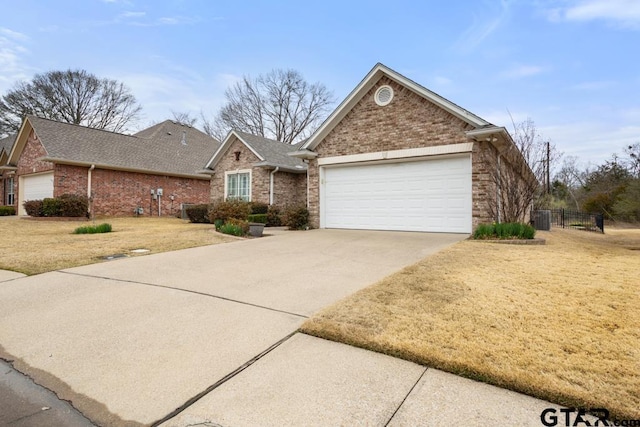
234;130;307;171
0;134;16;156
27;116;220;177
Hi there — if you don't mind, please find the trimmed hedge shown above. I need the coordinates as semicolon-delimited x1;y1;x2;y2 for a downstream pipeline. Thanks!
209;199;251;223
283;206;309;230
250;202;269;215
23;194;88;217
0;206;15;216
23;200;44;217
247;214;268;224
266;205;282;227
185;204;210;223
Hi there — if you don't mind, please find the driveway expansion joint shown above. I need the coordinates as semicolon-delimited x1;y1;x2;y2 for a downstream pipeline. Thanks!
150;332;297;427
57;271;308;319
384;367;428;426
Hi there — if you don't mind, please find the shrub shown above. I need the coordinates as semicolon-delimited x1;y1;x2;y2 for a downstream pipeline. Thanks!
473;222;536;240
209;199;251;223
23;195;88;217
73;223;112;234
283;206;309;230
266;205;282;227
249;202;269;215
214;219;224;230
58;194;88;217
42;197;63;217
0;206;15;216
23;200;44;217
247;214;268;224
186;204;210;223
218;218;249;236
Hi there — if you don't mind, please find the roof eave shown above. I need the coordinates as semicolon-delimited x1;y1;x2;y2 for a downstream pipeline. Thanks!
252;161;307;173
40;157;211;180
288;149;318;160
204;130;265;170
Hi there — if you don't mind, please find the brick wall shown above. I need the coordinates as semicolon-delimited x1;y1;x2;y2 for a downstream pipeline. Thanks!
209;136;305;207
15;130;55;211
273;172;306;208
307;76;495;229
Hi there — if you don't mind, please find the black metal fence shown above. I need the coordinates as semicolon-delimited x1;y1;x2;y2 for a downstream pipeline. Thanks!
549;208;604;233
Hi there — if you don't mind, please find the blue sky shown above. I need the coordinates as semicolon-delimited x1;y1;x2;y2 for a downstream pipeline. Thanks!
1;0;639;167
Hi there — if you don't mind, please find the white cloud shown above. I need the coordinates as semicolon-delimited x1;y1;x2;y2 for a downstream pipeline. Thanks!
500;64;546;79
455;0;512;51
0;28;35;92
569;80;616;91
120;11;146;19
478;109;530;128
548;0;640;29
433;76;452;86
540;121;640;164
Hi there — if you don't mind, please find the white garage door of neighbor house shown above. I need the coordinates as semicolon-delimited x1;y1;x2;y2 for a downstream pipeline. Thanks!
322;155;472;233
23;172;54;202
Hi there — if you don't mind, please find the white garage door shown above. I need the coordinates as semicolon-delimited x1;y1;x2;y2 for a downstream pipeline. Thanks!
22;172;54;201
322;155;472;233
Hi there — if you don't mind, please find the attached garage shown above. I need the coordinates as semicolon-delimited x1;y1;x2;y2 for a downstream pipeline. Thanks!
18;172;54;215
320;154;472;233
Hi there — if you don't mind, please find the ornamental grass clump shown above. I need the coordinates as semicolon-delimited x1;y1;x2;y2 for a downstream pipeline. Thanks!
473;222;535;240
73;223;112;234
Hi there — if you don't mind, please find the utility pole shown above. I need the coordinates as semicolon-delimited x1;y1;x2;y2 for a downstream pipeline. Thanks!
546;141;551;194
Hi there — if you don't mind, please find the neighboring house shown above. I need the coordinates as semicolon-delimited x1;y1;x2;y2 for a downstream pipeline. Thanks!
2;116;219;216
203;130;307;208
290;63;535;233
0;134;17;207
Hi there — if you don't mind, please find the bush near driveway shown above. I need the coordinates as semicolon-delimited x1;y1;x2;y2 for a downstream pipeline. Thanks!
301;228;640;421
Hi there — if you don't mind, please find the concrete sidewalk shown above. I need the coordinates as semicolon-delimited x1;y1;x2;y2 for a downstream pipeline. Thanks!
0;229;591;426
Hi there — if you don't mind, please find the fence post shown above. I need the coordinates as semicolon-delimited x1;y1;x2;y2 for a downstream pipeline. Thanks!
561;208;564;228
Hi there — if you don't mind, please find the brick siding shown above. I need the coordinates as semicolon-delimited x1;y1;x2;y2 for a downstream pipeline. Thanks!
16;130;209;217
209;136;306;208
308;76;496;229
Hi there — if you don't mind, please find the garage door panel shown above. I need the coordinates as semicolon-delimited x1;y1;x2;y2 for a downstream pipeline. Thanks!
323;156;471;233
23;172;54;201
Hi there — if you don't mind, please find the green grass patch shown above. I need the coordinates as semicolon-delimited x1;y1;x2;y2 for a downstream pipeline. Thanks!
473;222;536;240
73;223;112;234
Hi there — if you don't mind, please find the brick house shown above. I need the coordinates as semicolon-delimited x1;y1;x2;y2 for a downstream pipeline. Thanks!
290;63;536;233
203;130;307;208
0;134;17;208
3;116;219;216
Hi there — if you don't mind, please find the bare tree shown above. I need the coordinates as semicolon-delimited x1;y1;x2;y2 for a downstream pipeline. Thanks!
0;69;142;136
206;69;335;144
481;117;561;223
171;111;198;127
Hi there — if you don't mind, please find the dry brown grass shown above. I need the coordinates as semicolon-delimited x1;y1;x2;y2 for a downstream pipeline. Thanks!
0;217;233;275
301;227;640;420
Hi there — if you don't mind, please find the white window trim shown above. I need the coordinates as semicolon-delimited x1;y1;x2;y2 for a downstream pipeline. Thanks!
6;176;14;205
224;169;252;201
318;142;473;166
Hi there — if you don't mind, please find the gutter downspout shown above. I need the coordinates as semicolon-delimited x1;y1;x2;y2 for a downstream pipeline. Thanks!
497;154;501;224
88;164;95;217
269;167;279;205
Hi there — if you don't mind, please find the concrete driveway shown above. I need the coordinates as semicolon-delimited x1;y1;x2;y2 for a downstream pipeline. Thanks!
0;229;466;425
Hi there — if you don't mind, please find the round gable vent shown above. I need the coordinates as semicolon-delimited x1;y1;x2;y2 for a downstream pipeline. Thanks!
374;85;394;106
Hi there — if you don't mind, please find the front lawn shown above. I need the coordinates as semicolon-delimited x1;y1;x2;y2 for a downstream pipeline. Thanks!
301;228;640;421
0;217;233;275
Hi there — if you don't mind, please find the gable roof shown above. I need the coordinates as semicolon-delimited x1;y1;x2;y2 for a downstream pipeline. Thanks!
0;134;16;155
204;130;307;173
298;63;492;152
8;116;220;179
